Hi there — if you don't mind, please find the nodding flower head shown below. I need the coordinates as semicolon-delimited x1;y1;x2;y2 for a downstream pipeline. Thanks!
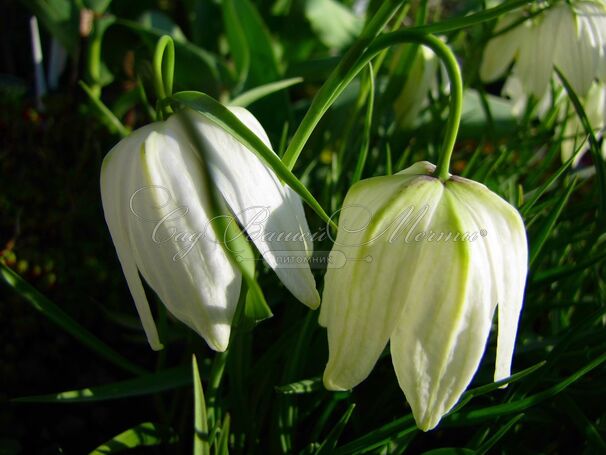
320;161;528;431
101;107;320;352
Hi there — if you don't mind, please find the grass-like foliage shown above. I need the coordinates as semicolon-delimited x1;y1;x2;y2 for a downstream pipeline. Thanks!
1;0;605;453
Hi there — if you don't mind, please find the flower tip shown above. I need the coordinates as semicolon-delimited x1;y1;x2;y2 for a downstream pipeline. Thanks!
416;419;437;433
205;331;231;353
322;372;351;392
306;289;321;310
419;160;436;173
150;340;165;351
494;368;511;389
211;341;229;353
411;408;442;432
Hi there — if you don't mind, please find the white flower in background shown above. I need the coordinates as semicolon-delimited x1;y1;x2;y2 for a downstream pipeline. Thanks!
480;1;606;100
101;107;320;352
320;161;528;431
394;46;440;129
561;81;606;165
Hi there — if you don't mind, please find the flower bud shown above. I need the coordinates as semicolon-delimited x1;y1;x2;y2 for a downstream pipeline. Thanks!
320;161;528;431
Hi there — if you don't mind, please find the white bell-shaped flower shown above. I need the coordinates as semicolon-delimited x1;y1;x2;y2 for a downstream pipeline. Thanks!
394;46;440;129
480;1;606;100
320;162;528;431
101;107;319;352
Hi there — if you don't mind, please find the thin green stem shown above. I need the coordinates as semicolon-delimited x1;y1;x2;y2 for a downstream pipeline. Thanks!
555;66;606;218
206;350;229;429
153;35;175;117
282;0;528;171
351;32;464;180
282;0;405;170
409;37;462;180
367;34;464;180
351;63;375;184
86;25;102;98
417;0;429;23
85;16;116;99
294;31;464;181
192;355;210;455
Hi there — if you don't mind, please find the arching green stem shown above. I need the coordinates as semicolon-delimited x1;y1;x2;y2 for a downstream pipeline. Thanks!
86;26;102;98
282;0;528;173
374;34;463;181
281;0;405;169
289;31;463;181
153;35;175;117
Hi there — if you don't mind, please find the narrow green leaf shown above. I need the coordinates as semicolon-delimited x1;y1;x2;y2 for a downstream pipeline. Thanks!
475;414;524;454
520;155;573;217
215;414;231;455
230;78;303;107
244;285;273;323
206;350;229;430
437;363;542;429
559;394;606;451
169;91;336;229
351;64;375;184
193;356;210;455
89;422;177;454
315;404;356;455
276;377;322;395
335;415;416;455
0;262;146;376
532;250;606;283
222;0;251;85
79;81;130;137
449;351;606;424
529;177;578;267
556;67;606;218
463;361;546;399
12;365;189;403
221;0;281;88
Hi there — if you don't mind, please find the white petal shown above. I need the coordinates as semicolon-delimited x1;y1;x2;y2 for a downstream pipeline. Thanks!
575;2;606;80
502;76;528;116
100;125;164;350
446;178;528;383
389;175;527;431
177;108;320;309
126;125;241;352
321;163;444;391
480;12;525;83
390;183;495;431
514;9;560;98
555;3;599;96
395;46;439;128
